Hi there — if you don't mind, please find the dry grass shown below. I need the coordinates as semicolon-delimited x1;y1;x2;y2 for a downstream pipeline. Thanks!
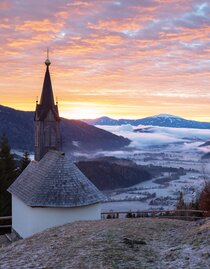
0;218;209;269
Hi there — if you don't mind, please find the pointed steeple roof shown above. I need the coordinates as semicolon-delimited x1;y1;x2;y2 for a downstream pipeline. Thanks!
35;55;60;121
40;64;55;107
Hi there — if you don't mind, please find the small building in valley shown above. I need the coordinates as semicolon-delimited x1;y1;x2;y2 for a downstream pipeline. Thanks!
8;55;104;238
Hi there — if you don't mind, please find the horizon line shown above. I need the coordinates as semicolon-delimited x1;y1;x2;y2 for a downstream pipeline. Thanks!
1;103;210;123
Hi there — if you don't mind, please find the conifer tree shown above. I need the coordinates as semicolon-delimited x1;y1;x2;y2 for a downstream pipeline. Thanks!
188;197;199;210
19;151;30;173
176;191;186;210
199;181;210;217
0;134;17;216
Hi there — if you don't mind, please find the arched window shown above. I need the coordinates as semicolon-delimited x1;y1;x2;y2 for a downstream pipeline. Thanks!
44;126;57;148
50;127;57;147
35;125;39;146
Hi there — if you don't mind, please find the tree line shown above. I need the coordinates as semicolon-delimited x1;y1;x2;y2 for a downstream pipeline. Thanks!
0;134;30;217
176;183;210;217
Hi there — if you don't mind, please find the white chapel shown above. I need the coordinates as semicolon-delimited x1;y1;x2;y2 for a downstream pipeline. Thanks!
8;56;104;238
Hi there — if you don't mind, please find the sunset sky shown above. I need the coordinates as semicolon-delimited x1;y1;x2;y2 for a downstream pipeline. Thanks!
1;0;210;120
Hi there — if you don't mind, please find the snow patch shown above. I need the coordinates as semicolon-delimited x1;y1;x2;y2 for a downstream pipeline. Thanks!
151;114;183;119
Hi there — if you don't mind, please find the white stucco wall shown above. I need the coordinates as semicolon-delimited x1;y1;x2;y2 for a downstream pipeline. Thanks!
12;195;101;238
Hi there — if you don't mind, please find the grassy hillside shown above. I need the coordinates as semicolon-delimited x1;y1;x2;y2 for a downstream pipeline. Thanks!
0;218;209;268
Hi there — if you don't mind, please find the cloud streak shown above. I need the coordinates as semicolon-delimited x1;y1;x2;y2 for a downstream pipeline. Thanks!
0;0;210;120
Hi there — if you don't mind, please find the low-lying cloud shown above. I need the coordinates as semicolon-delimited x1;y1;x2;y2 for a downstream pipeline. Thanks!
98;125;210;149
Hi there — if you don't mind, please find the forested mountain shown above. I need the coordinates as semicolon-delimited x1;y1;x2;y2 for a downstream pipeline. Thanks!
0;105;130;152
76;160;151;190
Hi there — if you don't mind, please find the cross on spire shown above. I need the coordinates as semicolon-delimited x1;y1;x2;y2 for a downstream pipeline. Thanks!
45;47;51;66
47;47;49;59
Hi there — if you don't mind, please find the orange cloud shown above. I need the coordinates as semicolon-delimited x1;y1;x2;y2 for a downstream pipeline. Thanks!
1;0;210;120
15;19;64;33
88;19;142;32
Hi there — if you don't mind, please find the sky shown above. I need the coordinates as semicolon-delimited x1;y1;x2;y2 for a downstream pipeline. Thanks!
1;0;210;120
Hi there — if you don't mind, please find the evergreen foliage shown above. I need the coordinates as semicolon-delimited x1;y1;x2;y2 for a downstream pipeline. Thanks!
176;192;199;211
176;192;186;210
0;134;18;216
76;160;151;190
199;181;210;217
176;187;209;219
188;197;199;211
19;151;30;173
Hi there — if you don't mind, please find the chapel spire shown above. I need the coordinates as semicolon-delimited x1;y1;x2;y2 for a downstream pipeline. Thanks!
34;53;61;161
38;49;58;117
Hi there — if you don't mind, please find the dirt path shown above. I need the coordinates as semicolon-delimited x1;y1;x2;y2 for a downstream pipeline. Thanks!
0;218;209;269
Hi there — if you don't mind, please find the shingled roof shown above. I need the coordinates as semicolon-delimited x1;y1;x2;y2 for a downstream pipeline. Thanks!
8;150;105;207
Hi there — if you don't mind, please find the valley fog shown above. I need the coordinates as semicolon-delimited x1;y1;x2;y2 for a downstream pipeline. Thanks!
91;125;210;212
15;124;210;213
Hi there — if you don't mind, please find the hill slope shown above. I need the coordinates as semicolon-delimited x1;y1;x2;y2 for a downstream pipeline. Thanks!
0;105;130;152
61;119;130;152
83;114;210;129
0;218;209;268
76;160;151;190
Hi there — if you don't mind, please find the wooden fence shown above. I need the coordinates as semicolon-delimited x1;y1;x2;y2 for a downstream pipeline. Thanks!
0;210;208;234
0;216;12;234
101;209;208;221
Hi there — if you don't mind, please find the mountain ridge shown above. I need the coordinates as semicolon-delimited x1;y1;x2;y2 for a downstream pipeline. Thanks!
82;114;210;129
0;105;130;152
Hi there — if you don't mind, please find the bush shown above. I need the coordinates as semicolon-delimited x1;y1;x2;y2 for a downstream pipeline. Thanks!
126;212;133;218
